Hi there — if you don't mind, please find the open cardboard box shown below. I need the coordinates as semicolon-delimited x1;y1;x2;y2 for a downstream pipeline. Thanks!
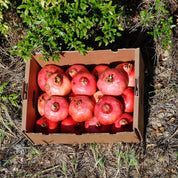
22;48;144;145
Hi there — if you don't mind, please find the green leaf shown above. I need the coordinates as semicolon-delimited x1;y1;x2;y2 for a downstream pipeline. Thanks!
95;36;103;41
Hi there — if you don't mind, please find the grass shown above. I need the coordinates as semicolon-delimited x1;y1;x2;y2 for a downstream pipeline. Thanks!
115;144;139;177
90;143;106;177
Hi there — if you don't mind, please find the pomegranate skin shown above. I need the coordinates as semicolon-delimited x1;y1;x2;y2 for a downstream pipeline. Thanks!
37;64;64;91
65;64;89;79
91;90;104;103
61;116;84;135
94;96;123;125
112;113;133;133
35;116;48;133
115;63;135;87
85;116;111;133
97;68;128;96
45;72;71;96
92;65;109;80
45;119;60;134
71;72;97;96
69;95;94;122
44;96;69;122
37;93;50;116
121;87;134;113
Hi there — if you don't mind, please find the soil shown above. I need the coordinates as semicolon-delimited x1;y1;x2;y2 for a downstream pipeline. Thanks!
0;1;177;177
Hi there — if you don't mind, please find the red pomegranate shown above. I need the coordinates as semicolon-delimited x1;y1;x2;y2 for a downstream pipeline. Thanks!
94;96;123;125
44;96;69;122
65;64;89;79
97;68;128;96
121;87;134;113
91;90;104;103
37;64;64;91
45;72;71;96
69;95;94;122
45;119;60;134
61;116;84;135
35;116;48;133
92;65;109;80
85;116;111;133
37;93;50;116
112;113;133;133
115;63;135;87
71;72;96;96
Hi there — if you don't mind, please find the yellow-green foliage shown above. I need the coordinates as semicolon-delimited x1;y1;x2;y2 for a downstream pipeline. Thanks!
0;0;10;34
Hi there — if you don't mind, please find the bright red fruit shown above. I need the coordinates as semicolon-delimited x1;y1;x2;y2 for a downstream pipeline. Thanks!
92;65;109;80
115;63;135;87
97;68;128;96
44;96;69;122
91;90;104;103
65;64;89;78
121;88;134;113
45;119;60;134
45;72;71;96
94;96;123;125
37;64;64;91
85;116;111;133
112;113;133;133
35;116;48;133
69;95;94;122
61;116;84;135
37;93;50;116
71;72;96;96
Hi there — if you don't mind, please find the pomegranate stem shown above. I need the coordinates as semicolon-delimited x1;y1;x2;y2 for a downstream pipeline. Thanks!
106;74;114;83
51;102;59;111
81;77;88;86
102;103;111;113
54;74;63;85
120;119;128;126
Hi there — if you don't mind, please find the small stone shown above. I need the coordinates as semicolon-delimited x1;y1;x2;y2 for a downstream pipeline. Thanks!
163;131;170;137
157;112;165;119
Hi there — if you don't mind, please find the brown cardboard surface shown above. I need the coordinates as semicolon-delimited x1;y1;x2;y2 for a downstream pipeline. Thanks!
22;48;144;145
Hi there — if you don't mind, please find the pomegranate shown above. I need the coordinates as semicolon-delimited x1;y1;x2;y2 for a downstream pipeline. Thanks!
37;64;64;91
45;119;60;134
71;72;96;96
92;65;109;80
65;64;89;79
61;116;84;134
91;90;104;103
94;96;123;125
37;93;50;116
121;87;134;113
85;116;111;133
69;95;94;122
45;72;71;96
97;68;128;96
44;96;69;122
35;116;48;133
112;113;133;133
115;63;135;87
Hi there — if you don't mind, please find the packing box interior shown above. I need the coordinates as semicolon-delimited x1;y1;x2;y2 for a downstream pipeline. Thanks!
22;48;144;145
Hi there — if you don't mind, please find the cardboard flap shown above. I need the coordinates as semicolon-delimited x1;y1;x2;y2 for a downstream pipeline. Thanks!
22;59;41;131
32;49;136;67
133;48;144;141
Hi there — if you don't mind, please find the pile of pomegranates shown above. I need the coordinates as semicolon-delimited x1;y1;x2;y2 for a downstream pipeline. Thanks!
35;63;135;134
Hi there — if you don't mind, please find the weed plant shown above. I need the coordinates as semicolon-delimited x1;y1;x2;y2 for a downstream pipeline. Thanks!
11;0;125;61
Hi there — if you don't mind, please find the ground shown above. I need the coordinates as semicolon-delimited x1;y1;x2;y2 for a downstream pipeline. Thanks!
0;1;177;177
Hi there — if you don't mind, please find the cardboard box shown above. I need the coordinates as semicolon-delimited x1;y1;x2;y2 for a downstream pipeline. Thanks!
22;48;144;145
